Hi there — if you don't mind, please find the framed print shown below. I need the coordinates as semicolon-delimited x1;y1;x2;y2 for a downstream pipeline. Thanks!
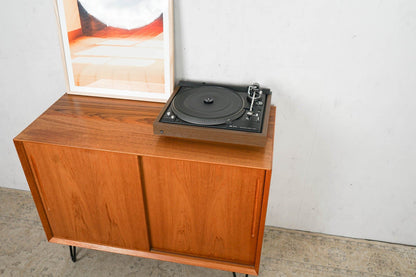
55;0;174;102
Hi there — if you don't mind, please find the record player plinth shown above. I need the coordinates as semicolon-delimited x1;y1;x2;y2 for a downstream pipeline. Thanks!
154;81;273;147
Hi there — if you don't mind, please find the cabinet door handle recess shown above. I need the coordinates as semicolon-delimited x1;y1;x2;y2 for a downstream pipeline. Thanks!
251;179;262;238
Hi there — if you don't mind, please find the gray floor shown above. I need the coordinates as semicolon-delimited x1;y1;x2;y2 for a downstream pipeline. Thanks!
1;187;415;276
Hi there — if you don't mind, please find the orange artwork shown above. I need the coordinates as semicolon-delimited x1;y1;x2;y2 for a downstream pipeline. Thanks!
56;0;173;102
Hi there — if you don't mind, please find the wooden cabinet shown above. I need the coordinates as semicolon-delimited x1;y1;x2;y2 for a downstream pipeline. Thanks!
14;94;275;276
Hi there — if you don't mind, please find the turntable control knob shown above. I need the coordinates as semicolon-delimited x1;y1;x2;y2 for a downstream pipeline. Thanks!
170;115;176;120
166;111;172;116
256;101;263;106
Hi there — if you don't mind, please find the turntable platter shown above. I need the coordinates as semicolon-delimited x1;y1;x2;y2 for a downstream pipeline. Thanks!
171;86;246;125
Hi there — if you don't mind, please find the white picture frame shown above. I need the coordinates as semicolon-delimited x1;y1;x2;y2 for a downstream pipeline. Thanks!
54;0;174;102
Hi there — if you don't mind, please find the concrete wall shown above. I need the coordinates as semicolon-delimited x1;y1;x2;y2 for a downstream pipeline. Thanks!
1;0;415;245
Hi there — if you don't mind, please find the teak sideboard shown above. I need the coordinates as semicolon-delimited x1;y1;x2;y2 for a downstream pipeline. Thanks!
14;94;275;276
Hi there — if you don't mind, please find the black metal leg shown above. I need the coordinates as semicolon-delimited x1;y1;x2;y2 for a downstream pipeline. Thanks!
232;273;249;277
69;246;77;262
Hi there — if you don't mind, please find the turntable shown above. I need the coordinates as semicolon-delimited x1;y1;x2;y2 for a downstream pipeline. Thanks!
153;81;272;147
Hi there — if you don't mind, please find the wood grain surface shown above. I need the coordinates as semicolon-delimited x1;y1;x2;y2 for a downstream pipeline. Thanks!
49;237;257;275
14;94;275;170
254;170;273;273
23;142;149;251
141;156;265;265
13;93;276;275
14;141;53;240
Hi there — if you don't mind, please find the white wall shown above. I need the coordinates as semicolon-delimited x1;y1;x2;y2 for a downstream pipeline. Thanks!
0;1;66;190
1;0;415;245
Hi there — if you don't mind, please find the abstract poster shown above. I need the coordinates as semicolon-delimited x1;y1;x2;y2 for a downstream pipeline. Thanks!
56;0;173;102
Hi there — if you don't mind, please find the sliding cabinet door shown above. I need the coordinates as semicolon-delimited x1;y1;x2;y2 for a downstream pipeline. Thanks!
24;143;149;251
142;156;265;265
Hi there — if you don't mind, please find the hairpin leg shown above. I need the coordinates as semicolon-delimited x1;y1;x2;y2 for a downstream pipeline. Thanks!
232;273;249;277
69;246;77;262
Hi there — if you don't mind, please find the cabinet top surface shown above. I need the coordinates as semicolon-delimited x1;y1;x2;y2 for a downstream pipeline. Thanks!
15;94;275;169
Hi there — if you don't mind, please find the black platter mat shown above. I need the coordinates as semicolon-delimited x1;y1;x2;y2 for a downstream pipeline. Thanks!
171;86;246;125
